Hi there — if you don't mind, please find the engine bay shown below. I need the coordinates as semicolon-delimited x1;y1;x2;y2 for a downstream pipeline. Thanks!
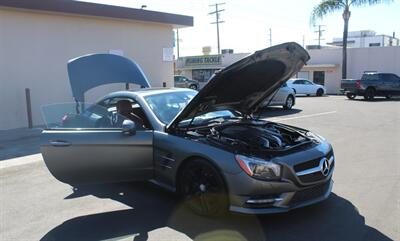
185;120;314;155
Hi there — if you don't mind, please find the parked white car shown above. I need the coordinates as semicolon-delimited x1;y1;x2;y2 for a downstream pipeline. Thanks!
287;78;326;96
260;83;296;109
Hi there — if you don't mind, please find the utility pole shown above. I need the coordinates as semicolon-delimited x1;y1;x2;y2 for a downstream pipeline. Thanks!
267;28;272;46
209;3;225;54
314;25;325;48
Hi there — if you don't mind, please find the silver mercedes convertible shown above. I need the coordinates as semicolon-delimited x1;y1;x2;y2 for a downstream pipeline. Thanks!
41;42;334;216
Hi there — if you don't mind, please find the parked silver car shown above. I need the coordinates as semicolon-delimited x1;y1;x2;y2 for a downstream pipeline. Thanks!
261;83;296;109
41;43;334;216
174;75;199;90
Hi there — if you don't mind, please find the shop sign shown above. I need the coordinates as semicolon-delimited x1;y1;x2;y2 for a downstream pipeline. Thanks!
185;55;221;66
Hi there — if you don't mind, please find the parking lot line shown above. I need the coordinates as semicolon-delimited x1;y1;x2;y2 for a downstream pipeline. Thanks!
270;111;337;122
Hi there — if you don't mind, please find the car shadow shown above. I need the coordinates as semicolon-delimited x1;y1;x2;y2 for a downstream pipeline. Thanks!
348;97;400;102
256;107;302;119
295;95;328;98
41;182;392;241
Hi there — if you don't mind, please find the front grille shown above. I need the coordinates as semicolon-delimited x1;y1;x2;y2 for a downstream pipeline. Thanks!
290;181;330;205
293;150;334;183
297;161;334;183
293;150;333;173
293;158;320;172
298;171;325;183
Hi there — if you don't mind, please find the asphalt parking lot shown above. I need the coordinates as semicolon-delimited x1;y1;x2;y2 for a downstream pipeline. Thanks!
1;95;399;241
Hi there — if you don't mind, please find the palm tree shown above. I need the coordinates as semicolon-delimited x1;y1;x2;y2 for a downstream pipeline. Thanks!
311;0;392;79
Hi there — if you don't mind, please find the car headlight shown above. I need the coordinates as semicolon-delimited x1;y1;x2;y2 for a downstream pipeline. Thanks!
235;155;281;180
306;131;325;143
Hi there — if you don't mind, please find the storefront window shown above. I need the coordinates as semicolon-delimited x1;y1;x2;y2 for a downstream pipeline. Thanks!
313;71;325;85
192;69;218;82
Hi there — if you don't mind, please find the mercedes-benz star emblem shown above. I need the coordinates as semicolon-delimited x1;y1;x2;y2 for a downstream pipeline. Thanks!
321;158;330;176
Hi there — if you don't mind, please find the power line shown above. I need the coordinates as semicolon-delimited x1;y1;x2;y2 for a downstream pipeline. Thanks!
314;25;325;48
209;3;225;54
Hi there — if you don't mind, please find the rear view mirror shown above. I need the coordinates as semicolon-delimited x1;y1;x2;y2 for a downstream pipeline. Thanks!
122;120;136;135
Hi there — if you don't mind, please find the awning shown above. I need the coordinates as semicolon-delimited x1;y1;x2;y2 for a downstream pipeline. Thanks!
67;53;150;102
302;64;338;68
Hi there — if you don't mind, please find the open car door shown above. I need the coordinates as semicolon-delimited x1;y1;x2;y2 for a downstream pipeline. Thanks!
40;103;153;185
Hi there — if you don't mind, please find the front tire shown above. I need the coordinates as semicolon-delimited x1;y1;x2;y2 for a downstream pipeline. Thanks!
283;95;294;110
316;88;324;96
189;84;197;90
179;159;228;217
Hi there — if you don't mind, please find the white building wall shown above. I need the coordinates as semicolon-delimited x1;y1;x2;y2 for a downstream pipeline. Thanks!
302;46;400;94
362;35;383;47
305;49;342;94
331;34;397;48
347;46;400;78
221;53;249;66
0;8;174;130
308;48;342;65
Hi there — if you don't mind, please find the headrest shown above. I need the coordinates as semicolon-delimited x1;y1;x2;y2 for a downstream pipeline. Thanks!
116;100;132;114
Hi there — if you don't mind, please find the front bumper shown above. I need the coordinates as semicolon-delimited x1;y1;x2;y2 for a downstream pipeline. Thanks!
225;144;335;214
229;179;333;214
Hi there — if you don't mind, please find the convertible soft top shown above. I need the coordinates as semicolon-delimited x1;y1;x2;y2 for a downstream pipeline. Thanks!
67;53;151;102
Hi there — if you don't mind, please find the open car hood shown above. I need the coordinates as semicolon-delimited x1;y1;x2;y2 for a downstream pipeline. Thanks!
167;42;309;131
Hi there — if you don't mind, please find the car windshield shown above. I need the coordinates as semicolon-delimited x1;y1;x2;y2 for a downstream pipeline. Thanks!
144;90;197;124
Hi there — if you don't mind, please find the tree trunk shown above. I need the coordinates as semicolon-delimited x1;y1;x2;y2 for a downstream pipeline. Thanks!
342;9;350;79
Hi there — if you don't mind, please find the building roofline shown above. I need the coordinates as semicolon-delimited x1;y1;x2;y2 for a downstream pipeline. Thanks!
0;0;193;27
375;34;399;39
327;40;356;45
308;45;400;52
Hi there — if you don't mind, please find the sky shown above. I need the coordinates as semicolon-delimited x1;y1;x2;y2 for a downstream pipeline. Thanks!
81;0;400;57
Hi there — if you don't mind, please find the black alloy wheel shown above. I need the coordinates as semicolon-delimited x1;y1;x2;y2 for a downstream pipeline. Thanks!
179;159;228;217
346;93;356;99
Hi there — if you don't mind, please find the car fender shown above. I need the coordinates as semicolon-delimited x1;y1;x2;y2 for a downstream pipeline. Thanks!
153;131;243;187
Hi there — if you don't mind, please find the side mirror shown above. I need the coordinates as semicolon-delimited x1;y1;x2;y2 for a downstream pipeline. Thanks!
122;119;136;135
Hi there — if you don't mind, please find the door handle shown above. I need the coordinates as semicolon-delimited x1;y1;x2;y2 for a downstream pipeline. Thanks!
49;140;71;147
